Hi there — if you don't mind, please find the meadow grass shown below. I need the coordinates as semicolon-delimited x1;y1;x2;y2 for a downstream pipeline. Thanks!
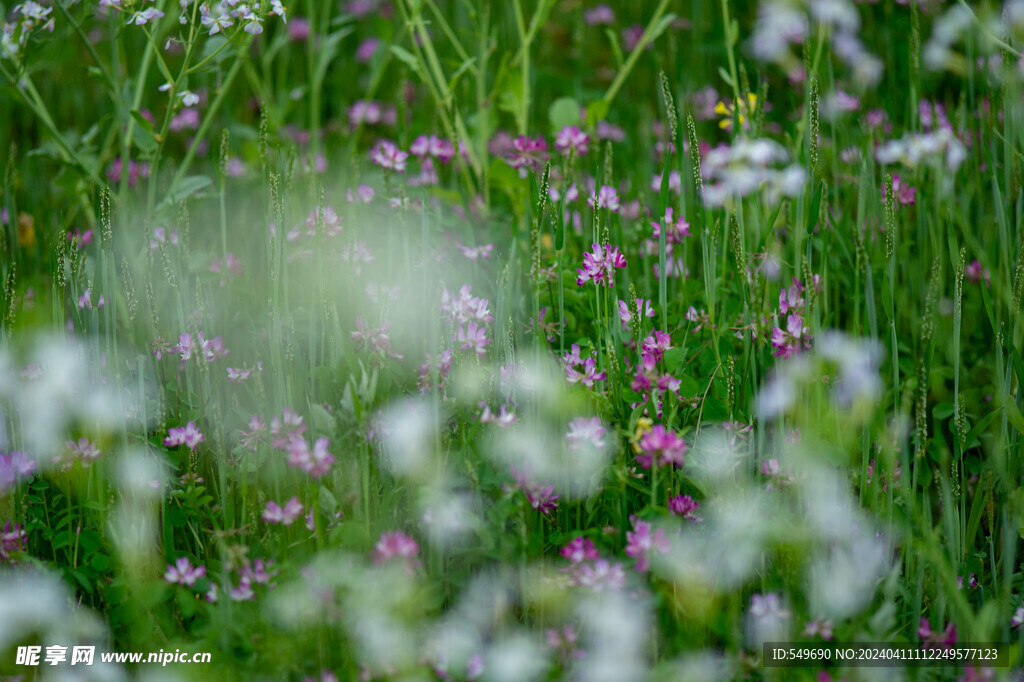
1;0;1024;680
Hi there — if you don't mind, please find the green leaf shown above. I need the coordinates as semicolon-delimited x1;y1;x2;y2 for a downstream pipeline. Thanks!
176;587;198;617
488;157;523;195
467;108;498;146
965;485;989;553
448;56;477;91
554;204;565;250
89;552;110;572
1011;487;1024;539
963;409;998;451
160;175;213;210
128;110;158;154
648;13;678;45
167;506;188;528
604;28;624;68
727;18;740;45
496;68;523;116
701;397;728;421
1005;337;1024;389
309;402;337;433
932;402;955;420
717;67;735;88
806;180;823;234
199;36;229;66
1005;400;1024;435
130;110;155;135
70;568;94;594
548;97;581;134
332;521;370;547
314;27;353;89
78;529;102;552
389;45;422;75
319;487;338;515
627;403;646;434
585;100;610;128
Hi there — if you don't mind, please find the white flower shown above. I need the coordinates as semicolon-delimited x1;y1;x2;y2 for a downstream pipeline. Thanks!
271;0;288;23
126;8;165;26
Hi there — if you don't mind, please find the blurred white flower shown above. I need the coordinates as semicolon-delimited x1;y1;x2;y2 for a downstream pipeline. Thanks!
702;139;806;207
483;634;548;682
746;592;791;647
875;127;967;172
0;568;125;680
379;398;442;480
808;531;890;619
572;592;649;682
705;492;772;586
748;0;883;86
818;330;884;409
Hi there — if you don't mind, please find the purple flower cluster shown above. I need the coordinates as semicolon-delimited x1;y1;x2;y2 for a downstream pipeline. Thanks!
270;408;335;478
565;416;606;451
238;415;267;452
77;288;105;311
511;466;560;516
627;330;685;418
479;404;516;427
559;536;625;592
164;422;205;450
770;279;816;359
172;331;229;367
647;207;691;275
164;557;206;586
624;517;669;573
441;285;493;358
546;624;585;664
417;349;453;393
506;135;549;178
226;361;263;383
410;134;455;163
635;425;687;470
349;100;397;127
263;497;304;525
209;252;244;286
0;451;35;492
575;243;626;288
351;317;403;361
618;298;655;331
562;344;606;388
555;125;589;156
917;618;957;649
227;559;279;602
442;285;493;325
586;186;620;213
0;521;26;563
370;140;408;173
372;531;420;574
59;438;102;471
668;494;701;522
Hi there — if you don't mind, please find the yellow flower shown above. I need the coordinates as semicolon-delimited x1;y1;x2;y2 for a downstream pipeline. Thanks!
715;93;758;131
17;212;35;248
630;416;654;453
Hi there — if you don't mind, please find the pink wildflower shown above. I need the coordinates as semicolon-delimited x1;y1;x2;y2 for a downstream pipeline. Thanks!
635;425;687;469
262;497;304;525
164;557;206;586
370;140;408;173
164;422;205;450
625;518;669;573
